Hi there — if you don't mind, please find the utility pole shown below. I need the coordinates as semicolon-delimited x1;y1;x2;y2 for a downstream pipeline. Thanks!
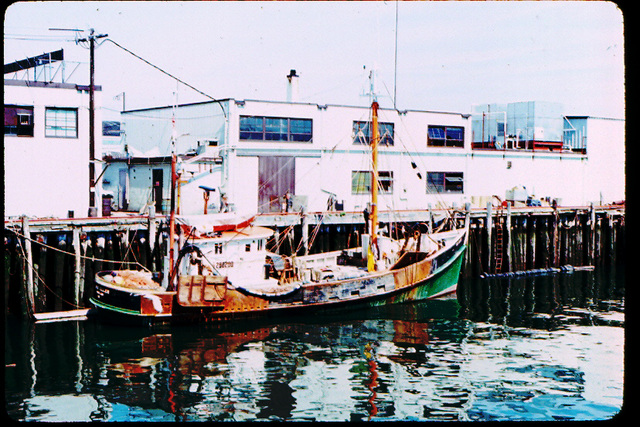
77;29;108;214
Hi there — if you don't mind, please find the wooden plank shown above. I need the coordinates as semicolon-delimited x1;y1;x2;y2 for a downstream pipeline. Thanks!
33;308;90;322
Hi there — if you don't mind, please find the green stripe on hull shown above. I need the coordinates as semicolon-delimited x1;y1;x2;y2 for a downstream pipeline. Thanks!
369;247;465;307
89;297;143;316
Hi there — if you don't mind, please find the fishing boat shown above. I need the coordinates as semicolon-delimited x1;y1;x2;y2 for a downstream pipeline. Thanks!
89;100;468;325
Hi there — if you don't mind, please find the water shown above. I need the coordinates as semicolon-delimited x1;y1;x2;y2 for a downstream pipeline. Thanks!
5;267;625;421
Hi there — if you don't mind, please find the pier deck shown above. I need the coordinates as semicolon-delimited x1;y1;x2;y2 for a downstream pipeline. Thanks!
4;203;624;320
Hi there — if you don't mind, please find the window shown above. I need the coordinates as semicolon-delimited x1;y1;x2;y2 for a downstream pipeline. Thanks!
4;105;34;136
240;116;312;142
427;125;464;148
214;243;223;254
289;118;313;142
45;107;78;138
352;171;394;195
426;172;464;194
353;121;394;146
102;121;122;137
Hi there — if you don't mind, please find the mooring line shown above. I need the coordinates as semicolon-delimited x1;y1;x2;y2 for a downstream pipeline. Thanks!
8;229;149;271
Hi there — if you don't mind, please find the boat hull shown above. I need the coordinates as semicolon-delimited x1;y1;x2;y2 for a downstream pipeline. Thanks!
90;234;466;325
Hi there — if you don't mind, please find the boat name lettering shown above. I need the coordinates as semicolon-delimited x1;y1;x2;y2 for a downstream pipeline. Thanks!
216;261;234;269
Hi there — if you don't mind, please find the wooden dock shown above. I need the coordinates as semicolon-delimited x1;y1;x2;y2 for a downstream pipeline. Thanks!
4;203;625;320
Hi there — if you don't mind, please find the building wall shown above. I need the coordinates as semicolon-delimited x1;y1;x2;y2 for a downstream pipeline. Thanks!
225;100;472;213
118;98;624;217
583;117;626;203
465;151;588;206
4;81;101;218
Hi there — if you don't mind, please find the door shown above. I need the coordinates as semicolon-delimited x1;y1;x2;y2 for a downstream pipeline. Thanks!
119;169;128;210
152;169;164;214
258;156;295;213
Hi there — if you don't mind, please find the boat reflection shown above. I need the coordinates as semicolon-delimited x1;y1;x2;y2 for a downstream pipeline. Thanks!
5;268;624;421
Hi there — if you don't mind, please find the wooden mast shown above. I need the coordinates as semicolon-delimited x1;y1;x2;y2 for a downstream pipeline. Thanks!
371;100;379;252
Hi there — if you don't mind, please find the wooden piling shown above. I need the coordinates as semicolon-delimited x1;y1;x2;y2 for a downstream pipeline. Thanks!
552;209;560;267
21;218;36;316
54;236;66;312
72;227;82;308
84;236;95;302
589;203;596;265
486;201;493;273
506;202;512;272
35;235;48;312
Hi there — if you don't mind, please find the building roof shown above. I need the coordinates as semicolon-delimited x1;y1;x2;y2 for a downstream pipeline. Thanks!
4;79;102;91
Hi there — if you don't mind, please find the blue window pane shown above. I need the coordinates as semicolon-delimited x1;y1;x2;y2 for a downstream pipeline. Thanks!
446;127;463;140
380;123;394;145
240;116;263;132
428;127;446;139
239;116;264;139
290;119;312;141
265;118;288;141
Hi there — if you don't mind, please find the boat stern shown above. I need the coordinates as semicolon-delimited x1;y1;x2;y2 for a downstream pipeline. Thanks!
90;271;176;321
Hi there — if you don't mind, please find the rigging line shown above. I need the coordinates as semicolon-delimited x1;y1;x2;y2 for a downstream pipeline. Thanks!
9;229;149;270
379;86;455;221
103;38;227;119
14;238;35;316
15;233;86;311
306;216;326;253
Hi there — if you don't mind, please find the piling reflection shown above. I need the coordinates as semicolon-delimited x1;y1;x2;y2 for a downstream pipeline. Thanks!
5;268;624;421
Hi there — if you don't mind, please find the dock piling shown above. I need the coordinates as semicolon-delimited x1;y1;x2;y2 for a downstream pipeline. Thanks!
21;217;35;316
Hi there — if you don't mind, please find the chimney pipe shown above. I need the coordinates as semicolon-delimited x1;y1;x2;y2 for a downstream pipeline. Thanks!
286;69;299;103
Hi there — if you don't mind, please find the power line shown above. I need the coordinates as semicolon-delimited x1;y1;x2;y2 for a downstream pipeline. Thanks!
103;38;227;118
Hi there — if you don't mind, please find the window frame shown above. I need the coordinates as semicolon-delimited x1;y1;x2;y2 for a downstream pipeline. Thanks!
426;171;464;194
4;105;34;137
351;170;394;195
239;115;313;142
353;121;394;146
45;107;78;138
427;125;464;148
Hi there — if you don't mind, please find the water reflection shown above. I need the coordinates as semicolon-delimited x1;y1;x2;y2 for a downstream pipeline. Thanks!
5;269;624;421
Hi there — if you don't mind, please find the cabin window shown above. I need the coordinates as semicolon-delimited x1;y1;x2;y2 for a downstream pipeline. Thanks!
427;125;464;148
245;243;251;252
353;121;394;146
45;107;78;138
352;171;394;194
426;172;464;194
4;105;34;137
240;116;312;142
214;243;223;254
257;239;264;251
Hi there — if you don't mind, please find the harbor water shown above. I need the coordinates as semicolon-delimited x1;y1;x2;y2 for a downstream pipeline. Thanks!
4;266;624;421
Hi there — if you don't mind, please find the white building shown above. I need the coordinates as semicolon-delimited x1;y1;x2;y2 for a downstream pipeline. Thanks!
4;78;103;218
111;97;624;217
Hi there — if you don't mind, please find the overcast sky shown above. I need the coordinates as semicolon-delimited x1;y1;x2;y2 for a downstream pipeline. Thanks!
4;1;625;120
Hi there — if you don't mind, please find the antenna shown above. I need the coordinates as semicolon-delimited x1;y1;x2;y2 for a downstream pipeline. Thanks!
393;0;399;109
360;65;379;105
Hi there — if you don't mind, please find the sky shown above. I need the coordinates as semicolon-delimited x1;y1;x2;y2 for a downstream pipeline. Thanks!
4;1;626;121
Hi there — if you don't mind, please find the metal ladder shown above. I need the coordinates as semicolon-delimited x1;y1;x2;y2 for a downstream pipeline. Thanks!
494;214;504;273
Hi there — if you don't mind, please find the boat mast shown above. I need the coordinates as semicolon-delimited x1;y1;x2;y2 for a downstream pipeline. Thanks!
371;100;379;251
168;108;177;290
